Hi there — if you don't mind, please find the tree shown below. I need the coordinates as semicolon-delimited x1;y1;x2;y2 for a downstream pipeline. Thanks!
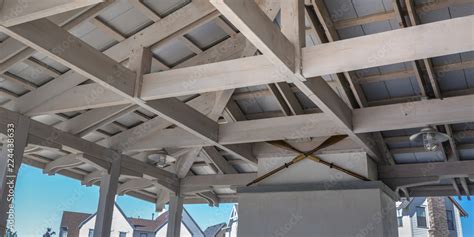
43;227;56;237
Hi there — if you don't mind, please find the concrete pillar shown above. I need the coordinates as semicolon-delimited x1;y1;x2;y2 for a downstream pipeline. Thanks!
0;116;30;237
93;154;121;237
427;197;449;237
235;152;398;237
167;193;184;237
237;182;398;237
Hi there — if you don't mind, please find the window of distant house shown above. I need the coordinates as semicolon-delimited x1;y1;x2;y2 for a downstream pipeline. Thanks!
60;227;68;237
446;210;455;230
88;229;94;237
119;232;127;237
416;206;427;228
397;209;403;227
140;233;147;237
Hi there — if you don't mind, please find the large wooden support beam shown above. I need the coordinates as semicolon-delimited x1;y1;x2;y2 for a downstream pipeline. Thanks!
102;94;474;152
378;160;474;179
0;107;179;192
94;156;121;237
302;15;474;78
353;94;474;133
27;15;474;115
1;18;136;97
166;194;184;237
1;10;255;164
210;0;296;72
0;114;29;235
0;0;103;27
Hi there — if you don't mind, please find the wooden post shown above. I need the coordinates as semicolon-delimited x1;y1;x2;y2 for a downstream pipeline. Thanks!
0;116;30;236
93;154;121;237
166;193;184;237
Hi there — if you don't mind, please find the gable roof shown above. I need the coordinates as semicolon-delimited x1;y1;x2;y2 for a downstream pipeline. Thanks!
77;202;135;231
204;223;226;237
155;208;204;237
129;211;168;233
60;211;92;237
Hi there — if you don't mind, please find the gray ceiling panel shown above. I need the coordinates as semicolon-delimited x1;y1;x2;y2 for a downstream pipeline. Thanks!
459;149;474;160
378;62;408;74
409;77;421;95
8;62;52;85
256;96;281;112
337;25;365;39
449;3;474;18
104;7;152;36
323;0;357;22
185;21;229;49
414;152;445;162
152;39;194;66
69;20;96;39
418;8;450;24
0;79;27;95
437;70;468;91
384;77;417;98
393;153;417;164
361;81;389;101
352;0;387;16
464;68;474;88
431;53;462;66
294;91;316;109
98;0;133;22
361;20;393;35
79;27;118;51
236;98;263;114
142;0;191;17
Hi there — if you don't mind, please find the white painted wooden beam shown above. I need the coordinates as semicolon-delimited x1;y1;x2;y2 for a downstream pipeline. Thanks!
353;94;474;133
82;170;105;187
1;18;136;97
117;178;155;196
210;0;296;73
166;194;184;237
0;115;29;235
26;15;474;116
155;188;169;212
197;191;220;207
0;107;180;192
0;0;103;27
105;94;474;152
43;153;85;175
202;147;237;174
94;156;120;237
175;148;201;178
302;15;474;78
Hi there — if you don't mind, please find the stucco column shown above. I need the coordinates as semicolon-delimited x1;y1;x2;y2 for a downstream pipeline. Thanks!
0;116;30;237
427;197;449;237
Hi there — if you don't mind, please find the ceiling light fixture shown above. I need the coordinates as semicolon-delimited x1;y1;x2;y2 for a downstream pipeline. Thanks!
409;127;450;152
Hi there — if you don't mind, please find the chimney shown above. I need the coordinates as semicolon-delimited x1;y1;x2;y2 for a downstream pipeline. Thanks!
427;197;449;237
152;213;155;220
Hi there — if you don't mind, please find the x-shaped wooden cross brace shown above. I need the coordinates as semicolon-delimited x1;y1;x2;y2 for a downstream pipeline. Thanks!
247;135;370;186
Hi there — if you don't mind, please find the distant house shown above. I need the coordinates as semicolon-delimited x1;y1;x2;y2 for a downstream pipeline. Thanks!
59;203;204;237
203;223;226;237
396;197;468;237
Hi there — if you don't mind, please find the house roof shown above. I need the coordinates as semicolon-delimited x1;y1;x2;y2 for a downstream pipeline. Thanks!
60;211;92;237
204;223;226;237
60;204;205;236
129;211;168;232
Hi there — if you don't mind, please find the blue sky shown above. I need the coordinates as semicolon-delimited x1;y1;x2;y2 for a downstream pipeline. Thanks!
12;165;474;236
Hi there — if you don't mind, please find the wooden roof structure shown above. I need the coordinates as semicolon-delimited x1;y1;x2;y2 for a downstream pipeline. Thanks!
0;0;473;209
